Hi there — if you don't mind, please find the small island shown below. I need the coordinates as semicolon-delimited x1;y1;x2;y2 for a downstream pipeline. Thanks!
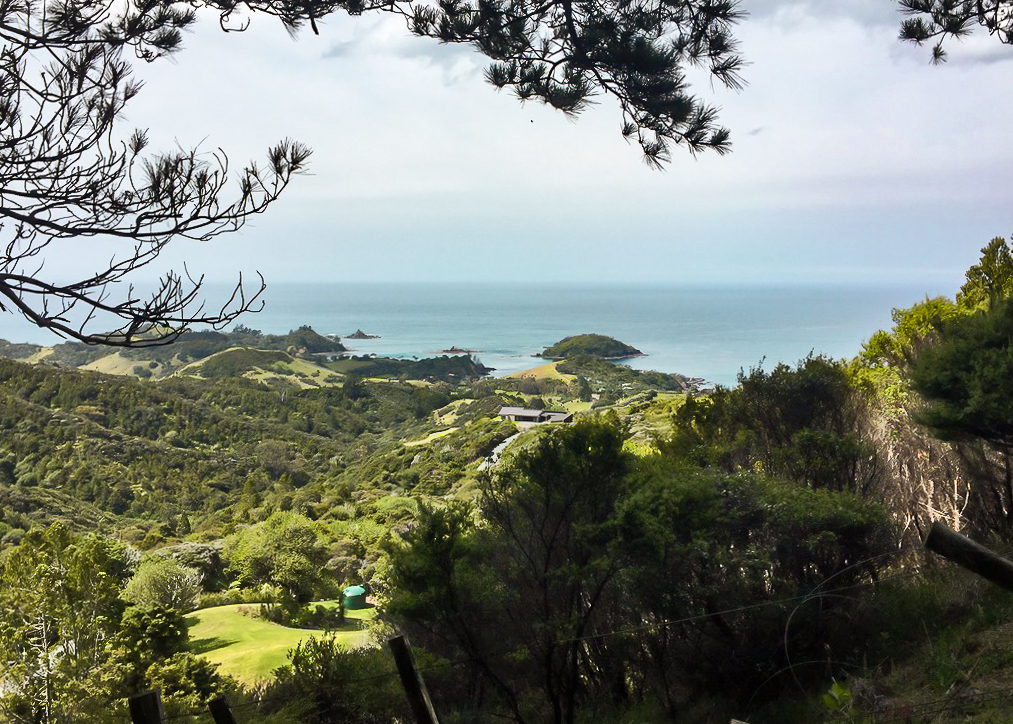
538;334;644;360
346;329;380;339
431;345;479;354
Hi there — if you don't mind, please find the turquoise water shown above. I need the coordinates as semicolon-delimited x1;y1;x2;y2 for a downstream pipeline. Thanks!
0;281;945;387
249;281;939;387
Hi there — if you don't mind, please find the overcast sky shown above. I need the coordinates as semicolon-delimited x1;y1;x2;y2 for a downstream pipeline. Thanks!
68;0;1013;293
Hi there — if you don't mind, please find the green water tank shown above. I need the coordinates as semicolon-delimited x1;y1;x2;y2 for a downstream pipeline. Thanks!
343;584;367;610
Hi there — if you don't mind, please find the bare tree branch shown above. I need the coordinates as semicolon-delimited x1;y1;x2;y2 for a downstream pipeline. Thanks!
0;0;310;346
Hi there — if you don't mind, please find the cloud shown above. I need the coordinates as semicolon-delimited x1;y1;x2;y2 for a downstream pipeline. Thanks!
322;20;483;84
938;36;1013;67
743;0;901;29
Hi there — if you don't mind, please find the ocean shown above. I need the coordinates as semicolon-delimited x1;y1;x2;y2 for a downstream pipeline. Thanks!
0;281;945;387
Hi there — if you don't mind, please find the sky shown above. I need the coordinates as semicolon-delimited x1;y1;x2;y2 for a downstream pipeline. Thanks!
42;0;1013;293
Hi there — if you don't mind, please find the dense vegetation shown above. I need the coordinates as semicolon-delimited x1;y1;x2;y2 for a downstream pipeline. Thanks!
539;334;643;359
6;239;1013;723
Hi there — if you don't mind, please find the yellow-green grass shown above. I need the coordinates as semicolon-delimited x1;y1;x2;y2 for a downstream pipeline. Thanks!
81;352;138;376
506;360;576;382
404;427;458;447
435;399;468;425
25;348;54;364
187;604;374;686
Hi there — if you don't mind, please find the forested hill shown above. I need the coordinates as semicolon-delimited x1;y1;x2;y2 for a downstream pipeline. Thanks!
0;339;701;550
0;355;509;546
539;333;643;359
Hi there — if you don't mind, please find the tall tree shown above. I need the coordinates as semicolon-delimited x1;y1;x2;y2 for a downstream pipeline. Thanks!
122;557;204;612
387;418;636;724
910;297;1013;532
5;0;1006;345
0;524;131;724
224;510;331;604
384;420;894;722
663;356;880;494
957;236;1013;310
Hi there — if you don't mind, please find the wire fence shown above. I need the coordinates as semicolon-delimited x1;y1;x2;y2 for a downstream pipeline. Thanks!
121;553;974;724
104;528;1013;724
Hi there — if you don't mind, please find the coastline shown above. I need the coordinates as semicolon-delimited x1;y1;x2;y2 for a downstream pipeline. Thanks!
0;282;932;388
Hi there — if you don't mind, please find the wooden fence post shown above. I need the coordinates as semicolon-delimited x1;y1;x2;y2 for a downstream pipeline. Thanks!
389;634;441;724
208;695;239;724
128;690;165;724
924;520;1013;592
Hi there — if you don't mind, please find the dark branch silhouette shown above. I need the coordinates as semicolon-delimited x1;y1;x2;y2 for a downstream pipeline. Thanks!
898;0;1013;62
7;0;999;345
0;0;310;346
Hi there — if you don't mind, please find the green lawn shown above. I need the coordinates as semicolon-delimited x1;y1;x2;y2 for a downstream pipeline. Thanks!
186;604;375;686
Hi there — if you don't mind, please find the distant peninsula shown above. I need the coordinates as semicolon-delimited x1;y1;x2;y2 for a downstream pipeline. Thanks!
346;329;380;339
538;334;644;360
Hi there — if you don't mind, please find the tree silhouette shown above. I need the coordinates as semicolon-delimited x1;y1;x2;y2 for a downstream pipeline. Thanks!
0;0;310;346
899;0;1013;62
903;0;1013;62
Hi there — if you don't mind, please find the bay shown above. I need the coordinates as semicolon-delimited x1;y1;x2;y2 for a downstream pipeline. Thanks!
0;281;944;387
250;281;938;388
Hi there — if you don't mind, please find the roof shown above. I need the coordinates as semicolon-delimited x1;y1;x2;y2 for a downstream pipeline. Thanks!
499;406;543;417
498;407;574;423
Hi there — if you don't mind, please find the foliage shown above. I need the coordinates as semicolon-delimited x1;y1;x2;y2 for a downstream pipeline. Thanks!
335;354;491;382
0;0;760;348
146;652;225;707
860;297;959;369
258;601;345;628
197;349;293;378
225;511;332;604
662;356;879;494
910;297;1013;449
905;298;1013;533
0;524;130;724
899;0;1013;63
0;0;312;345
540;334;643;359
0;355;475;536
384;418;893;724
557;355;690;393
957;236;1013;310
106;604;190;693
123;557;204;612
266;637;406;724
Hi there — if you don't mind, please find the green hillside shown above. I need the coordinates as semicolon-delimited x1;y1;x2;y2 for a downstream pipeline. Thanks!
539;333;643;359
7;243;1013;724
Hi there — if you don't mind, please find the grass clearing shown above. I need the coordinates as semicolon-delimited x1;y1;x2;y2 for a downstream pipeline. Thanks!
435;399;468;425
404;427;458;447
187;604;374;686
507;360;576;382
81;352;137;376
